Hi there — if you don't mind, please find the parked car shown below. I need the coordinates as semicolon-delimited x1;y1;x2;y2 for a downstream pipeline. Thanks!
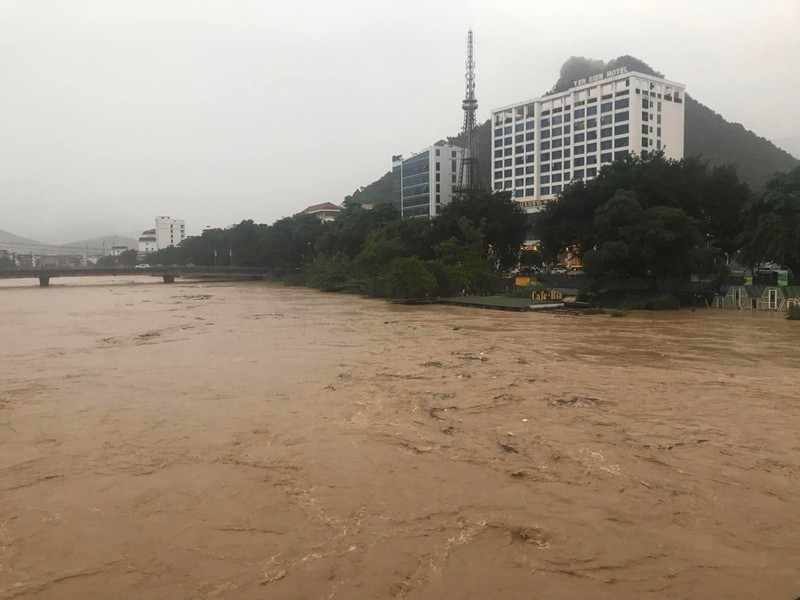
135;263;150;269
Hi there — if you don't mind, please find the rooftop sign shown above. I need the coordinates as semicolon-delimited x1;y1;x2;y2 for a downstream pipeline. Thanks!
572;66;628;88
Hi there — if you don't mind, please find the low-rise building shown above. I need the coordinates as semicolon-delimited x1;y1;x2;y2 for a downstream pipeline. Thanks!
302;202;343;222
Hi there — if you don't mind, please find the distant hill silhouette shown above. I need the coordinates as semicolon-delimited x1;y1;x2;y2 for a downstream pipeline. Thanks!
344;55;799;205
0;229;41;250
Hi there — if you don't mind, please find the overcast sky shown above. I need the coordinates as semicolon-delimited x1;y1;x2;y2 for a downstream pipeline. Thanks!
1;0;798;241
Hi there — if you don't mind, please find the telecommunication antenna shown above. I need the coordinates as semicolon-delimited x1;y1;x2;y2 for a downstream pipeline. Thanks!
457;29;481;192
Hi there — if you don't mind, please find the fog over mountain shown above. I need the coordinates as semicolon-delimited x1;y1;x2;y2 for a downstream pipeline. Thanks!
1;1;798;237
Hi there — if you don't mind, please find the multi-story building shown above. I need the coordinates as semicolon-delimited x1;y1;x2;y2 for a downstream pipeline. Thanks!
392;144;463;218
137;216;186;255
138;229;157;254
490;68;685;212
155;216;186;249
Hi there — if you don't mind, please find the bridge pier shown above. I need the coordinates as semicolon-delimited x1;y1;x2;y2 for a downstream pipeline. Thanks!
162;274;176;283
38;276;50;287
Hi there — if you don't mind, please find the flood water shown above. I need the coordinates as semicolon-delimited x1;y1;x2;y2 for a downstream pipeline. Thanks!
1;278;799;599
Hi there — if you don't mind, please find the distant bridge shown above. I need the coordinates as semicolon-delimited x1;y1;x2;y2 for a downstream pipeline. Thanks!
0;266;274;287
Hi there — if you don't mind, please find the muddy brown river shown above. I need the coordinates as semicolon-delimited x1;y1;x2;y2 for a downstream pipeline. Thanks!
1;277;799;599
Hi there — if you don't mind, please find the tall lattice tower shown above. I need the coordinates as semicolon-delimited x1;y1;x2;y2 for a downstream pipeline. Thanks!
457;29;481;191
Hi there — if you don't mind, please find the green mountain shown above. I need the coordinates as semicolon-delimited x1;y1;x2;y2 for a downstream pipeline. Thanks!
345;56;799;205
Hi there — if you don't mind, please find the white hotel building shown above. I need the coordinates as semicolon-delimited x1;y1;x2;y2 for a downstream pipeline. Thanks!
490;68;685;212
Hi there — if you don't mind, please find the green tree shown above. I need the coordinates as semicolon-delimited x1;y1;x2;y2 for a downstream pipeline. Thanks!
383;257;437;299
741;166;800;275
584;190;704;288
434;189;527;270
534;153;751;263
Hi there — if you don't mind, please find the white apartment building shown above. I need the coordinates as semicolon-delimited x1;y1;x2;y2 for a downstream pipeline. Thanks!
137;216;186;255
392;144;463;219
155;216;186;249
490;68;685;212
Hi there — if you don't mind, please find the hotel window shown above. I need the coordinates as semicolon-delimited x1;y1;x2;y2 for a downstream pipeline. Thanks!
601;140;612;150
587;105;597;116
615;124;629;135
526;121;535;130
574;121;585;131
525;166;534;174
504;181;512;189
494;139;502;148
541;175;550;184
574;169;585;179
494;150;502;158
642;98;648;108
541;118;550;127
514;189;524;198
601;127;613;138
641;124;649;134
587;118;597;128
552;150;563;159
615;111;629;122
504;169;512;177
504;158;512;166
574;108;585;118
641;111;648;121
515;156;525;164
552;162;562;171
574;156;585;166
541;164;550;173
587;142;597;152
587;155;597;165
525;132;535;141
552;126;562;136
525;155;535;163
504;148;512;156
515;178;524;187
504;126;512;134
515;145;524;154
552;138;562;148
494;128;503;136
515;134;524;143
587;131;597;140
494;170;502;180
504;137;512;146
614;150;629;161
601;102;612;113
614;137;629;147
552;173;562;183
541;141;551;150
516;123;524;132
525;187;535;196
525;177;535;186
525;143;535;152
541;129;550;139
540;186;550;195
564;124;571;134
601;152;612;163
574;133;585;143
552;185;563;194
564;148;571;157
552;115;563;125
614;98;629;109
641;137;649;147
564;160;571;169
601;115;612;126
587;167;597;177
515;167;524;176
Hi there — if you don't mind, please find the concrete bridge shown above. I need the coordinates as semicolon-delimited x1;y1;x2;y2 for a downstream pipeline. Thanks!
0;266;274;287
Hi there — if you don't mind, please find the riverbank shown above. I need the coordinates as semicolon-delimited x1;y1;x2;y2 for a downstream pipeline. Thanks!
1;278;799;599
